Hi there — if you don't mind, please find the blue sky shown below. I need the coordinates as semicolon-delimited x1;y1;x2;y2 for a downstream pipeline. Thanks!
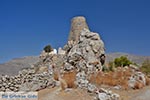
0;0;150;63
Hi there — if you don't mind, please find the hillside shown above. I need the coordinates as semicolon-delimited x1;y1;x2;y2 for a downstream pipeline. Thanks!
106;52;150;65
0;56;39;76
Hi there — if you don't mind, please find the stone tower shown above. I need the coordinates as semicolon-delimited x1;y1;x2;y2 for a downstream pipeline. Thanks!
68;16;89;43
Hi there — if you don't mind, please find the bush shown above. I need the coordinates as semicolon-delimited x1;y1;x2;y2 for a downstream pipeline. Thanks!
114;56;132;67
43;45;53;53
140;59;150;75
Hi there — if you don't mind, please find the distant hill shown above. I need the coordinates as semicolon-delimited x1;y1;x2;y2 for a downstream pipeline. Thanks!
0;56;39;76
106;52;150;65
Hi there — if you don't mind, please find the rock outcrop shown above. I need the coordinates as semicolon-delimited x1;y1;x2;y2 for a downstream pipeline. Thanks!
128;71;146;89
64;28;105;72
66;16;105;68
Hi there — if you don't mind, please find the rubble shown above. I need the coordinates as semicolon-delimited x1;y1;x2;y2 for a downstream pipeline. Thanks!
19;71;55;91
128;71;146;89
95;88;120;100
0;64;55;92
87;83;97;93
75;71;88;88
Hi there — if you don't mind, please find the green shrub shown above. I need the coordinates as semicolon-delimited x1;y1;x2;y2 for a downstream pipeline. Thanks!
140;59;150;75
114;56;132;67
43;44;53;53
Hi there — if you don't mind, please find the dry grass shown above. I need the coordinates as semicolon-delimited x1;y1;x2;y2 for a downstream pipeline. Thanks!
134;81;144;89
62;70;77;88
53;72;59;81
146;77;150;85
89;68;133;89
58;67;148;90
53;65;61;81
90;67;150;90
60;78;68;90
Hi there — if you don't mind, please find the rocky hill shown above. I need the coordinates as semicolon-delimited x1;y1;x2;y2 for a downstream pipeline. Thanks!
0;16;150;100
0;56;39;75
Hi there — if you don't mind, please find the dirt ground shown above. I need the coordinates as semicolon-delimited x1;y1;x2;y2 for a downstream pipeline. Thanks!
38;87;94;100
38;85;150;100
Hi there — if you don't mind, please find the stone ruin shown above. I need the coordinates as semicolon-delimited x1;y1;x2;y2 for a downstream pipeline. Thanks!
69;16;89;43
0;16;149;100
64;16;105;72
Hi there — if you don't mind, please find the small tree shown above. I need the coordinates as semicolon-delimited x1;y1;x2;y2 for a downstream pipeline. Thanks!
114;56;132;67
43;44;53;53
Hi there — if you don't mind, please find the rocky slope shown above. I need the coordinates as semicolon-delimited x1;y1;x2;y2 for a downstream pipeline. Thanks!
0;56;39;75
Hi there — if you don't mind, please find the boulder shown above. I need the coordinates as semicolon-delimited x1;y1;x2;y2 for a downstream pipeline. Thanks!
97;93;109;100
64;62;74;71
87;83;97;93
128;71;146;89
95;88;120;100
